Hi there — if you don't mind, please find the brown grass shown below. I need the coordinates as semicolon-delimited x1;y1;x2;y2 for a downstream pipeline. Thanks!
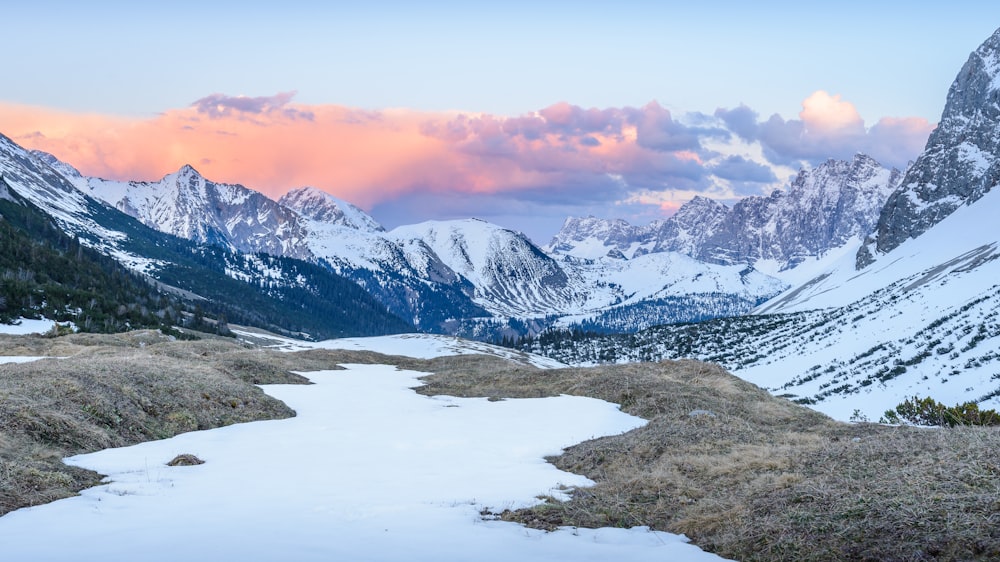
0;330;357;516
414;357;1000;562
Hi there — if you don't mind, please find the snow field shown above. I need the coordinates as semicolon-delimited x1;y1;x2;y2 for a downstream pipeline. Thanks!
0;363;728;561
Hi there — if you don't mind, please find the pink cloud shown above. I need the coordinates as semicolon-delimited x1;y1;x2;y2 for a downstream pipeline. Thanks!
0;91;934;230
799;91;865;134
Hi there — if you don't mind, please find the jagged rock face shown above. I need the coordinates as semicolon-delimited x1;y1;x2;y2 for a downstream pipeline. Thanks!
867;27;1000;263
694;155;900;268
650;195;730;258
550;154;900;271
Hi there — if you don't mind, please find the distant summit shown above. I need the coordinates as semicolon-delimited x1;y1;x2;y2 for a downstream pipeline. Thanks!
550;154;901;272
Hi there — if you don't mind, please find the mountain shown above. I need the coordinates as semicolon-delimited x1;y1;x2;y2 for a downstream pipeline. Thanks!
43;160;487;331
861;27;1000;264
0;177;182;332
4;138;412;338
556;250;787;333
549;154;903;274
41;152;785;336
45;158;314;261
276;187;488;331
547;216;660;260
523;185;1000;420
390;219;583;317
523;28;1000;421
278;187;383;232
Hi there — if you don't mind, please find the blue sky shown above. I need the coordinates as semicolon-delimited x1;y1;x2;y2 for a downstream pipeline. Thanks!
8;1;997;121
4;2;1000;240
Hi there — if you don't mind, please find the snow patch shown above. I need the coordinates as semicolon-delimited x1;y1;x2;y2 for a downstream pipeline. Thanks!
0;364;727;561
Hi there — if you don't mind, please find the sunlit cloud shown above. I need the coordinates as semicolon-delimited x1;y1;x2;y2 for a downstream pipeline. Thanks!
0;90;934;240
715;90;935;170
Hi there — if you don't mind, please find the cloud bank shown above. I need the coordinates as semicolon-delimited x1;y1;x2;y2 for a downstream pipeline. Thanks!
0;91;934;240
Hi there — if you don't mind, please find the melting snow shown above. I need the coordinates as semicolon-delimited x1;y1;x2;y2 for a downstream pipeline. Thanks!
0;363;727;561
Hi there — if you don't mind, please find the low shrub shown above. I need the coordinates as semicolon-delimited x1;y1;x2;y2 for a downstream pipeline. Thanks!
881;395;1000;427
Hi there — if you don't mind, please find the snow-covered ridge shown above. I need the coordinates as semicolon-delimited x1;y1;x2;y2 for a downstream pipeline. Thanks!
69;162;315;261
549;154;902;275
279;186;384;232
19;145;786;335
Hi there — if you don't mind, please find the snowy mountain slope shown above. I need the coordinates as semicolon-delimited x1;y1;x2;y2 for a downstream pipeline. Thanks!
549;155;901;273
277;188;487;329
279;186;384;232
554;251;787;331
525;28;1000;420
546;216;660;260
391;219;586;317
527;188;1000;419
3;140;412;338
3;138;128;248
524;193;1000;418
58;160;314;260
40;157;485;330
864;27;1000;261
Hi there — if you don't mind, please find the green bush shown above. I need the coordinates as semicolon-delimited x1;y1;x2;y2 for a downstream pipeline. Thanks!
881;396;1000;427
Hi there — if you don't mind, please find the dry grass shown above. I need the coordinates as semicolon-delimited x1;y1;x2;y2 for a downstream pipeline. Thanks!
414;358;1000;562
0;330;356;516
5;335;1000;560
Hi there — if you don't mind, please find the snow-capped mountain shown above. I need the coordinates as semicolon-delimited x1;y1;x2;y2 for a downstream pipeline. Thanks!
547;216;660;260
862;27;1000;264
549;154;902;274
279;188;486;330
38;159;483;330
46;158;314;261
529;185;1000;420
526;27;1000;421
279;187;384;232
35;149;786;334
2;138;412;338
390;219;584;317
5;139;129;249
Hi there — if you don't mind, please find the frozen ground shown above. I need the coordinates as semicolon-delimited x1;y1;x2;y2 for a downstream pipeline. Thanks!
0;355;727;560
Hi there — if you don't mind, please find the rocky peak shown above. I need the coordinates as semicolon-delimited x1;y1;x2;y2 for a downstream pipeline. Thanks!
546;216;651;258
551;154;898;271
862;27;1000;266
279;187;384;232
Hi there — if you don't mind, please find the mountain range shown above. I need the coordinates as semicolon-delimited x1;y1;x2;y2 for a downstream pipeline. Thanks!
17;141;890;337
1;126;907;341
5;24;999;423
520;27;1000;421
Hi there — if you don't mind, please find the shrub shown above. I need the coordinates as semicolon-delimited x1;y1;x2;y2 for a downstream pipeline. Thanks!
881;396;1000;427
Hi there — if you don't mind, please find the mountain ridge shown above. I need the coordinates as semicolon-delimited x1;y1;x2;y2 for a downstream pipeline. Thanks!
548;154;902;275
861;27;1000;265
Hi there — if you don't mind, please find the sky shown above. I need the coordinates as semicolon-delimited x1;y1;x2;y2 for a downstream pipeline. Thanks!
3;1;999;242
